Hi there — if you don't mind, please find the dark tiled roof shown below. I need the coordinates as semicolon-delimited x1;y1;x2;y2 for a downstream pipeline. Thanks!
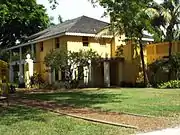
68;16;109;34
31;16;109;41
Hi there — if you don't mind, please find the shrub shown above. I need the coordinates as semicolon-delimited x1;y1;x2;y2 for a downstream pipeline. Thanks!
158;80;180;89
120;82;134;88
52;81;65;90
30;73;45;88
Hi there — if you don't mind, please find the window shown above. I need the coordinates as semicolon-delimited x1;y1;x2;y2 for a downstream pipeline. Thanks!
55;38;60;48
61;70;66;81
55;69;59;81
40;42;43;52
78;66;84;80
82;37;89;47
99;38;106;46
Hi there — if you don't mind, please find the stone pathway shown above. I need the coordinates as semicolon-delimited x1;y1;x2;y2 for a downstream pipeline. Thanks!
137;127;180;135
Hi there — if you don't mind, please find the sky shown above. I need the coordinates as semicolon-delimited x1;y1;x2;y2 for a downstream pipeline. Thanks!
37;0;110;24
37;0;163;24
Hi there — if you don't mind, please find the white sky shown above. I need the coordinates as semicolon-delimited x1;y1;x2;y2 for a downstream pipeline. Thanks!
37;0;163;24
37;0;110;24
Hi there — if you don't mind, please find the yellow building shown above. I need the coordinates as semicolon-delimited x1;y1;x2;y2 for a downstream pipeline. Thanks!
6;16;153;87
146;41;180;64
0;60;8;84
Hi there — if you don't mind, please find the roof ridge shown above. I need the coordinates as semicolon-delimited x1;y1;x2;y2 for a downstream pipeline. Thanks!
66;16;84;32
81;15;109;24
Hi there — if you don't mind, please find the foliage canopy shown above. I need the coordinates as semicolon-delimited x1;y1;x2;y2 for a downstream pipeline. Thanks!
0;0;50;49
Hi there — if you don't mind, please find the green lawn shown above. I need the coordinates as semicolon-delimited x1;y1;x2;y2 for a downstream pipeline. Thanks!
23;88;180;117
0;105;134;135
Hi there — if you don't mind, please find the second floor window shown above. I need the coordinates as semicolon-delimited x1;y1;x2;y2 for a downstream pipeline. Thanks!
40;42;43;52
99;38;106;46
55;38;60;48
82;37;89;47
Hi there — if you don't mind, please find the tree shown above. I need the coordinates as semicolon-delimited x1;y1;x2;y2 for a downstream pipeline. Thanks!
0;0;50;49
169;53;180;80
148;52;180;87
90;0;154;86
48;0;59;10
58;15;63;24
147;0;180;80
49;16;56;26
44;49;101;88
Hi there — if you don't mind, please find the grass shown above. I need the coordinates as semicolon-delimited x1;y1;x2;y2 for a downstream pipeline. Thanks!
0;105;134;135
23;88;180;117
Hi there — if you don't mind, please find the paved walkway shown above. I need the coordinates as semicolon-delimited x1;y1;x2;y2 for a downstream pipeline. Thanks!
137;127;180;135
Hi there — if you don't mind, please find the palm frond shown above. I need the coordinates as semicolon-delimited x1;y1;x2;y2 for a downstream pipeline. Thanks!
145;8;159;18
162;10;172;22
174;3;180;16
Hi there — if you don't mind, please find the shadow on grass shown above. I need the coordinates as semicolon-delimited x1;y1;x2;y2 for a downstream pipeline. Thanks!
24;91;130;108
0;105;47;126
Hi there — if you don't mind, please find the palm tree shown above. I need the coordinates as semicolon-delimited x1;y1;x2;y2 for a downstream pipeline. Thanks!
58;15;63;24
147;0;180;80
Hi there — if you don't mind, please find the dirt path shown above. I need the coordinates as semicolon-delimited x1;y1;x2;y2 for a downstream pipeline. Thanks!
9;97;176;132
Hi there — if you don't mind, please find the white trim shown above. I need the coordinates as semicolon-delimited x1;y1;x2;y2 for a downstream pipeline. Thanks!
5;33;65;51
65;32;113;38
5;32;112;51
5;31;152;51
142;38;154;42
33;33;65;44
124;37;154;42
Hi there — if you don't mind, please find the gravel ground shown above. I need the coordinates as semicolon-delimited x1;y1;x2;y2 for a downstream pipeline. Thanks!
11;98;179;132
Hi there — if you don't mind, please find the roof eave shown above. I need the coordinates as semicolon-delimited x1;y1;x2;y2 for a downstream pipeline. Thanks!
65;32;113;38
5;32;113;51
5;32;66;51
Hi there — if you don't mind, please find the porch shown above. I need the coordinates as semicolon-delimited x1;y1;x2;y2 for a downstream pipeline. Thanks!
8;43;36;84
48;58;125;88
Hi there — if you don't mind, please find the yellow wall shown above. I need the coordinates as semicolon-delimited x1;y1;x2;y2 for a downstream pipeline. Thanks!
146;41;180;64
111;35;126;57
35;36;68;81
67;36;112;86
35;35;112;81
0;60;8;83
34;34;146;84
67;36;112;58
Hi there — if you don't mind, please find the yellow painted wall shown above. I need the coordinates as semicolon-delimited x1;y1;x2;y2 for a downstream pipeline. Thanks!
0;60;8;83
111;35;126;57
35;36;68;81
67;36;112;58
34;34;148;84
146;41;180;64
35;35;112;81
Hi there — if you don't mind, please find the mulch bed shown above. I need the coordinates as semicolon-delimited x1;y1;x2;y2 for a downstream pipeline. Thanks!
9;97;177;132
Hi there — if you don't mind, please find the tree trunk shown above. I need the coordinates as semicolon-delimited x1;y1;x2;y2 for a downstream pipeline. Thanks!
168;41;173;81
139;40;149;87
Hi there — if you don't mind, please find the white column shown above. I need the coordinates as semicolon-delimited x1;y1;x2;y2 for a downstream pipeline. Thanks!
31;44;34;59
48;67;52;84
9;50;14;83
9;64;14;83
19;47;24;83
84;66;89;85
52;69;55;83
118;62;123;85
104;61;110;87
58;70;62;80
88;61;92;86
